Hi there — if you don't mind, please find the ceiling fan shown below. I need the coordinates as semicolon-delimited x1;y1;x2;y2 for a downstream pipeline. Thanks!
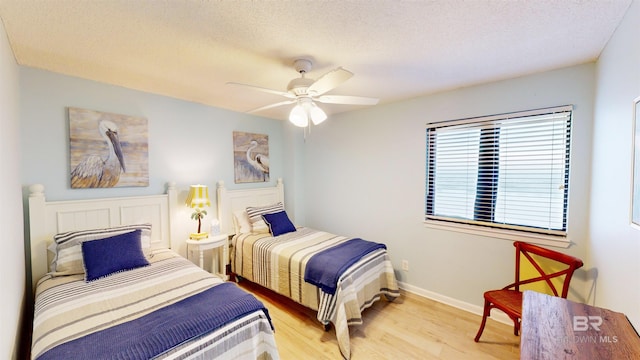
227;58;379;127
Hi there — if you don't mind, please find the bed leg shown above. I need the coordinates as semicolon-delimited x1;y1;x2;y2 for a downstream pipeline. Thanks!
324;323;331;332
227;271;241;283
384;293;398;302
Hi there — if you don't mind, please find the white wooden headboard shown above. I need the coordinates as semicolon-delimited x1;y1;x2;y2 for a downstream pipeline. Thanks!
216;178;284;236
28;182;179;291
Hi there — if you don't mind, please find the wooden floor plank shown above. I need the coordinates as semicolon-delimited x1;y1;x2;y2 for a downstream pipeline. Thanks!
237;281;520;359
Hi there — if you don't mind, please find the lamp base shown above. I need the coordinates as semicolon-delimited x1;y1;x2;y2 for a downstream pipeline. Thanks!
189;232;209;240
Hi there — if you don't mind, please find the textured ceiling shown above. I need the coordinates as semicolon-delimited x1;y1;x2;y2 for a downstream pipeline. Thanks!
0;0;632;121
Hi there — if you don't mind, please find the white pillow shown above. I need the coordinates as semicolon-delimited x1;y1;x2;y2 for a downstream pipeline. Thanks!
233;209;252;234
50;223;152;275
246;202;284;233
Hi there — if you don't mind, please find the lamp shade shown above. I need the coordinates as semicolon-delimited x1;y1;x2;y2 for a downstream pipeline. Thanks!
309;103;327;125
185;185;211;208
289;104;309;127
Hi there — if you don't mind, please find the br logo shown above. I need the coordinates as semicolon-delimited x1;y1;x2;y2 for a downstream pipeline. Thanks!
573;316;603;331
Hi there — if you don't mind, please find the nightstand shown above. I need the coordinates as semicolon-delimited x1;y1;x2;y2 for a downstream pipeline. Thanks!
186;233;228;280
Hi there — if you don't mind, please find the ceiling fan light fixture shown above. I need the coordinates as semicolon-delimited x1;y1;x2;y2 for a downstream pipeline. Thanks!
229;58;379;128
289;104;308;127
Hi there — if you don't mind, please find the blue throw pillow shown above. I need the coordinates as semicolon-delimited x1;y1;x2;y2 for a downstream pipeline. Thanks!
82;229;150;282
262;211;296;237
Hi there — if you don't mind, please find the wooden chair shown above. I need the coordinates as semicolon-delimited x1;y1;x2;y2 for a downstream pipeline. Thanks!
474;241;584;342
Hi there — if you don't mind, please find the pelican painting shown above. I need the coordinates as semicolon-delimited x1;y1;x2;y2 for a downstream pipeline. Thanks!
69;107;149;188
233;131;270;183
71;120;125;188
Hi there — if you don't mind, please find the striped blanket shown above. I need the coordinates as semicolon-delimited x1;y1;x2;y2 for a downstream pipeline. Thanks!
233;227;400;359
304;238;387;295
32;249;279;360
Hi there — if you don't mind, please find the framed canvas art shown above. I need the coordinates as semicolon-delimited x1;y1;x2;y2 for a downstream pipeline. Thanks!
233;131;269;183
69;107;149;188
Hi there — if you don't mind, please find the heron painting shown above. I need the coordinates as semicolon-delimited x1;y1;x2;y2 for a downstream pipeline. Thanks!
69;107;149;188
233;131;269;183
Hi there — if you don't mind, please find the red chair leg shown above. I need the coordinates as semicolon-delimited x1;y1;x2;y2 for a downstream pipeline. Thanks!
474;299;491;342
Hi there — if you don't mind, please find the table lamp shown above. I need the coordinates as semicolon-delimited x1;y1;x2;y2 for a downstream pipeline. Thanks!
186;184;211;240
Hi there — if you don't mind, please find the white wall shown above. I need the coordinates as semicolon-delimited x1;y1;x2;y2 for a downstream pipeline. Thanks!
0;18;25;359
19;68;289;258
282;124;308;226
590;0;640;327
20;68;287;200
302;63;596;310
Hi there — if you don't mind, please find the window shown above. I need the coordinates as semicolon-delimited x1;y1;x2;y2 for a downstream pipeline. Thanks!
425;105;572;238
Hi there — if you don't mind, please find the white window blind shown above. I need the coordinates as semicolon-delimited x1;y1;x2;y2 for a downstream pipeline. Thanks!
425;105;572;236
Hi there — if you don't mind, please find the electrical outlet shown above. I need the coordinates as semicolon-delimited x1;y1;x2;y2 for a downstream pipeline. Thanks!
402;259;409;272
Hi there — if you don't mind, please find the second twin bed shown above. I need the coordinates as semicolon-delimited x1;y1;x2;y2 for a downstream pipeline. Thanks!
218;180;400;359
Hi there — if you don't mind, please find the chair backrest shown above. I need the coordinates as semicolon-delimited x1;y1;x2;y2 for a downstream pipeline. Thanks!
511;241;584;298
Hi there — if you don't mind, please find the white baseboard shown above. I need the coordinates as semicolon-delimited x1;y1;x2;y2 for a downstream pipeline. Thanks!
397;281;513;326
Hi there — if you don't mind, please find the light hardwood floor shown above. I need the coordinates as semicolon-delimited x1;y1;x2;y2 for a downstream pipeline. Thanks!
237;281;521;360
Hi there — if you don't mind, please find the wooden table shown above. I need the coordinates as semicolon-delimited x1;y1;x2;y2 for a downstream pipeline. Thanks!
521;290;640;359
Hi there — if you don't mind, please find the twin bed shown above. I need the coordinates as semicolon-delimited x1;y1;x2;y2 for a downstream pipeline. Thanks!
217;180;400;359
27;183;278;360
28;179;399;359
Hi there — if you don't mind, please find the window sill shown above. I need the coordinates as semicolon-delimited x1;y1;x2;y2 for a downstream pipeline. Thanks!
423;220;570;248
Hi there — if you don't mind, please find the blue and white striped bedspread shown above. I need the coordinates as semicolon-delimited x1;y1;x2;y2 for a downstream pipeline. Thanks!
38;283;271;360
32;249;278;360
304;238;386;295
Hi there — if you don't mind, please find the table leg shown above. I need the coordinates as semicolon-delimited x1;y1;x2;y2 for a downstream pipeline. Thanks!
222;243;228;280
213;248;219;278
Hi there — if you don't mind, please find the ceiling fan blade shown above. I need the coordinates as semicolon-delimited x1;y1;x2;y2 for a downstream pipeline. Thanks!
315;94;379;106
307;67;353;96
227;82;295;99
247;100;296;113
